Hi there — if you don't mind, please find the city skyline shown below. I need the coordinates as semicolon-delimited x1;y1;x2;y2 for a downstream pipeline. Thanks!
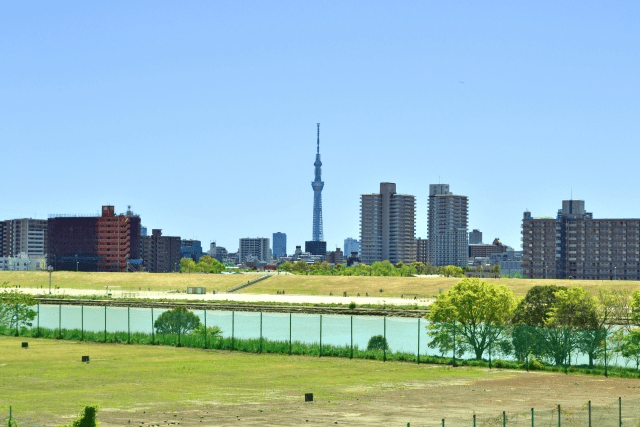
2;2;640;253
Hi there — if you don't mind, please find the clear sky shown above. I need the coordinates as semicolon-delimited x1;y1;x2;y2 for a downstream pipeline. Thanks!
2;1;639;254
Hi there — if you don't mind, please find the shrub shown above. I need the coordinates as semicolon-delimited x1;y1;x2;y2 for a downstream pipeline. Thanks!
58;405;99;427
366;335;389;351
527;356;545;371
348;301;356;310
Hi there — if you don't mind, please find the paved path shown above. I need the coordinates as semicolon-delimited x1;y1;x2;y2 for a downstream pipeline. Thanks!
12;286;434;306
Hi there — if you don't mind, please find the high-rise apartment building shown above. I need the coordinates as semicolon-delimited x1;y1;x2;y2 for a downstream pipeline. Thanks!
360;182;416;264
522;200;640;280
427;184;468;267
344;238;360;257
273;232;287;257
142;229;181;272
48;205;141;271
0;218;48;258
239;238;271;263
416;237;428;263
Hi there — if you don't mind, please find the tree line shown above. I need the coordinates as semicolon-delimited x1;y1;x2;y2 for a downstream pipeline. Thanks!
427;278;640;369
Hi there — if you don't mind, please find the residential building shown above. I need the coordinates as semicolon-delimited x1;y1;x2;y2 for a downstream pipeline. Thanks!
416;237;428;263
181;239;203;262
469;229;483;244
490;250;522;276
427;184;468;267
360;182;416;264
0;218;48;258
327;248;344;264
522;199;640;280
469;238;507;258
344;238;360;257
273;232;287;257
305;240;327;256
142;229;181;272
239;238;271;263
48;206;141;272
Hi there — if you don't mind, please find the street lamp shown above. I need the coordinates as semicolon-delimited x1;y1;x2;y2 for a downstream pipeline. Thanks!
76;261;79;272
48;265;53;295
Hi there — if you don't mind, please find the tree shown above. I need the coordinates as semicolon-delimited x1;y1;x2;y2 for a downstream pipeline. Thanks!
57;405;99;427
292;261;309;275
491;263;501;275
0;286;37;336
190;324;223;339
154;307;201;335
439;265;464;278
366;335;389;351
612;328;640;370
512;285;567;327
279;261;294;273
179;257;196;273
427;278;516;360
371;261;395;276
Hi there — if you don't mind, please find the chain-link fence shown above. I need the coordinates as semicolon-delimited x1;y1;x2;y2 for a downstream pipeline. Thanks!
2;304;640;377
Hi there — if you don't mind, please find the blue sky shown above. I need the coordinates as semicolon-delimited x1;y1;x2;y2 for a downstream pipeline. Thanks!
2;1;639;254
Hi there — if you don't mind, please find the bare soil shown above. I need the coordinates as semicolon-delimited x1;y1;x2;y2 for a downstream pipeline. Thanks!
73;370;640;427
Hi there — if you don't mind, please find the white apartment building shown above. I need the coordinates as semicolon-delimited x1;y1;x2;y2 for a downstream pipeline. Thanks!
360;182;416;264
239;238;271;263
427;184;469;267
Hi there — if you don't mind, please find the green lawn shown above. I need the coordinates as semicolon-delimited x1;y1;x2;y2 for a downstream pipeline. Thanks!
240;274;640;298
0;336;495;422
0;271;251;292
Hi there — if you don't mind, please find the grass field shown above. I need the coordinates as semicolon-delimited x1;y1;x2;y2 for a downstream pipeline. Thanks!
239;274;640;298
0;336;495;425
2;271;640;299
0;270;251;292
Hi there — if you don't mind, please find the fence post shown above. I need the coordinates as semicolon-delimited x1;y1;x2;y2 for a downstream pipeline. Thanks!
104;306;107;343
442;419;445;427
531;408;534;427
37;303;40;337
81;305;84;341
417;318;420;365
588;401;591;427
558;404;561;427
503;411;506;427
127;307;130;344
151;308;154;345
58;304;61;339
231;311;234;351
289;313;292;355
204;309;207;349
452;320;456;367
383;317;386;362
619;397;622;427
9;406;12;422
319;314;322;357
350;316;353;359
259;312;262;353
178;309;181;347
604;329;608;377
473;414;476;427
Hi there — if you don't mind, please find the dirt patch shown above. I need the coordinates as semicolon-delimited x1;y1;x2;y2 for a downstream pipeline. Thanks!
86;370;640;426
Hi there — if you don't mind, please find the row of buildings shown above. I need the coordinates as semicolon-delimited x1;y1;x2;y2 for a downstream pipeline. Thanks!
1;206;183;272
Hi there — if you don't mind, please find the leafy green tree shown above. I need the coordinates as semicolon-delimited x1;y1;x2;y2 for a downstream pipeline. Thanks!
154;307;201;335
372;260;395;276
279;261;294;273
491;263;501;275
0;286;37;336
190;324;223;339
512;285;567;327
366;335;389;351
333;264;346;275
439;265;464;278
292;260;309;275
57;405;99;427
179;257;196;273
427;278;516;360
612;329;640;370
310;261;331;275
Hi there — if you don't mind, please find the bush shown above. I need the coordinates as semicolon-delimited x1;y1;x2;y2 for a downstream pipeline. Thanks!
348;301;356;310
366;335;389;351
527;356;545;371
58;405;99;427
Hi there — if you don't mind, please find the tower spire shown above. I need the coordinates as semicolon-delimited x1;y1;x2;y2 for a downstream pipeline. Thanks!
317;123;320;154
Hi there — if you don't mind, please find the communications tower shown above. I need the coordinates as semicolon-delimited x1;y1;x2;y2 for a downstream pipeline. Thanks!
311;123;324;242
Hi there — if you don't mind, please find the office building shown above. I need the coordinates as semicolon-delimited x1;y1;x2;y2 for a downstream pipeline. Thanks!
344;238;360;257
181;239;203;262
427;184;468;267
327;248;344;264
273;232;287;257
360;182;416;264
142;229;181;272
239;238;271;263
469;229;483;244
305;240;327;256
523;199;640;280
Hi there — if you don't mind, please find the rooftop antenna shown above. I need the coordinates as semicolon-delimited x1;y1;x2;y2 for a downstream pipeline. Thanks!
317;123;320;154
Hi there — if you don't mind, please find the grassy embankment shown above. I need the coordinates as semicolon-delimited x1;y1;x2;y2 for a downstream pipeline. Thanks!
2;271;639;299
0;270;250;292
0;336;495;423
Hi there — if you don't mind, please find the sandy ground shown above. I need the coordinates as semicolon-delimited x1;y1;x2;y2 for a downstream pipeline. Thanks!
36;369;640;427
13;286;434;306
